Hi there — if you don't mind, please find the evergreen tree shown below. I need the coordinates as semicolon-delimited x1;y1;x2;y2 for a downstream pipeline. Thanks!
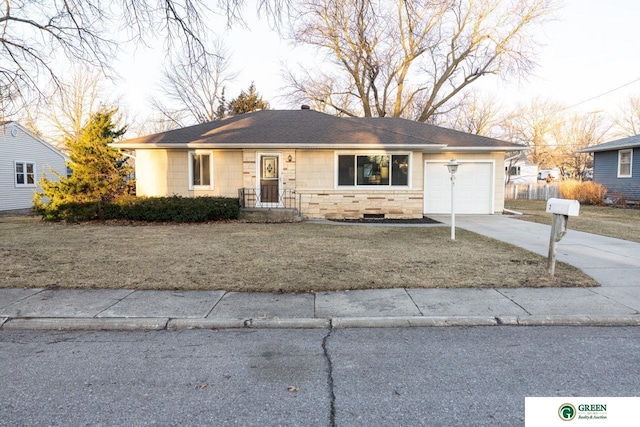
34;108;132;219
216;87;227;120
227;83;269;116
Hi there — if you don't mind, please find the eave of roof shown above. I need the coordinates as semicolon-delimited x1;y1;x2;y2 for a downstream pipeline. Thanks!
114;142;448;151
112;109;524;152
578;135;640;153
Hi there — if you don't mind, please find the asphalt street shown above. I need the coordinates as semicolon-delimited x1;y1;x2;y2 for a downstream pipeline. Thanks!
1;327;639;426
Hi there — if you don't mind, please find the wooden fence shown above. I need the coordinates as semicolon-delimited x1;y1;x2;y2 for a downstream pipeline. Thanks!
505;183;560;200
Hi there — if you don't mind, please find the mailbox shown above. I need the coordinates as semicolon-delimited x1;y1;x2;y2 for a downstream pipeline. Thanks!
546;198;580;216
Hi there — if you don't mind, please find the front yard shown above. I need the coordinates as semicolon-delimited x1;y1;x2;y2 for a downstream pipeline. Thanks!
505;200;640;243
0;216;595;292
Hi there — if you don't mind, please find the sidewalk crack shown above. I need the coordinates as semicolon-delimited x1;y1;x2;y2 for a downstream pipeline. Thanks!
204;291;227;318
94;289;136;318
322;322;336;427
495;289;532;315
313;292;317;319
404;288;424;316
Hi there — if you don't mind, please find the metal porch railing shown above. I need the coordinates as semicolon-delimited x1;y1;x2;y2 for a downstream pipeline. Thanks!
239;188;299;211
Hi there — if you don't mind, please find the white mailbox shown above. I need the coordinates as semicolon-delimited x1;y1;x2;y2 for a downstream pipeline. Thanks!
546;198;580;216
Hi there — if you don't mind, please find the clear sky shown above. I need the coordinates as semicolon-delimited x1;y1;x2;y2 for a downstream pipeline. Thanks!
114;0;640;120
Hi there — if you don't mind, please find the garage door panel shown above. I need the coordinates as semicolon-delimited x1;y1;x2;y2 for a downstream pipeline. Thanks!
424;161;493;214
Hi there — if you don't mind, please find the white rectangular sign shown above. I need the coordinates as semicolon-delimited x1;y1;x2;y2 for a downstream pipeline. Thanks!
525;397;639;426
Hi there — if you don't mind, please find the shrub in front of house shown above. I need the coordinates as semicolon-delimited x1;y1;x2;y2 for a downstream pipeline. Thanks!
38;196;239;223
559;180;607;205
110;196;240;222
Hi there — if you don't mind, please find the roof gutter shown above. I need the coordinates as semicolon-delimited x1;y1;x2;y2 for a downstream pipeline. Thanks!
445;146;529;152
110;142;450;151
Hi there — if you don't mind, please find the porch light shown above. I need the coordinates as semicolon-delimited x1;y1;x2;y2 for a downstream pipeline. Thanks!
446;159;459;175
446;159;459;240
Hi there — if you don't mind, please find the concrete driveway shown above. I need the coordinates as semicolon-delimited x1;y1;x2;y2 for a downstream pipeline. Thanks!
433;214;640;309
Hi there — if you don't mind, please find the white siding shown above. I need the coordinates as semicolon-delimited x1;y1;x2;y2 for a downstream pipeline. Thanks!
0;123;67;211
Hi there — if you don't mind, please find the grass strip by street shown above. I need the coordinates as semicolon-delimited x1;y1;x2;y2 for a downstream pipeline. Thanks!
0;216;596;292
505;200;640;243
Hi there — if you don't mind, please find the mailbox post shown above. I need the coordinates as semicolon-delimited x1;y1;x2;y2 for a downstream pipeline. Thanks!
545;198;580;277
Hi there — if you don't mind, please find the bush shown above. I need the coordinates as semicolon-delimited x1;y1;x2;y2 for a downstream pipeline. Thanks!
559;180;607;205
38;196;240;223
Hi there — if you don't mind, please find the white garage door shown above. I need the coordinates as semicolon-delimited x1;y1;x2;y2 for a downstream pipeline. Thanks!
424;161;494;214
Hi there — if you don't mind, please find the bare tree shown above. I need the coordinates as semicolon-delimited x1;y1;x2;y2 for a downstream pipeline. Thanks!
0;0;285;117
552;111;610;179
151;39;238;126
500;99;563;170
128;112;185;137
440;91;504;136
41;67;109;149
612;95;640;137
286;0;558;122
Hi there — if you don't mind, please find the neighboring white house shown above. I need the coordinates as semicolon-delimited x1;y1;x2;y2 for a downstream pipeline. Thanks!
0;122;68;212
504;158;538;184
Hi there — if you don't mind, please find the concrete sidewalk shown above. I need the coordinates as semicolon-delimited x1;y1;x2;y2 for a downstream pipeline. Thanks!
1;285;639;331
1;215;639;331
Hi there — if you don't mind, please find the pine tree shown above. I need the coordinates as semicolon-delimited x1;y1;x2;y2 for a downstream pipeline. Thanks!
227;83;270;116
34;108;132;219
215;87;227;120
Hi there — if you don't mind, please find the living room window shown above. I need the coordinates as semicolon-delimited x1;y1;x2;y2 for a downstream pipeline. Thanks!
189;151;213;190
15;161;36;187
618;149;632;178
337;154;409;187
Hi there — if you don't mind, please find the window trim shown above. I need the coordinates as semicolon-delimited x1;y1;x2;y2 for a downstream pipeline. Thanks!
617;149;633;178
188;151;214;190
14;161;36;188
335;152;411;189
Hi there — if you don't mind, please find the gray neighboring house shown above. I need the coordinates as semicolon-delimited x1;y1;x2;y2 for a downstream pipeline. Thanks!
0;122;68;213
579;135;640;201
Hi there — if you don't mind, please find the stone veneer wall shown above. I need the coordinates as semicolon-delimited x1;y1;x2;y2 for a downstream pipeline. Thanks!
296;190;424;219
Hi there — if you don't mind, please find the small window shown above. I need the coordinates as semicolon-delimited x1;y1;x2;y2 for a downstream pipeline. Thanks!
15;161;36;187
337;154;409;187
189;152;213;190
618;149;633;178
505;166;521;176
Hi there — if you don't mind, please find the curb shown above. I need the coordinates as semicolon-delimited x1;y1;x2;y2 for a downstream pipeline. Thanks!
1;315;640;331
501;315;640;327
331;316;498;328
167;318;330;330
1;318;168;331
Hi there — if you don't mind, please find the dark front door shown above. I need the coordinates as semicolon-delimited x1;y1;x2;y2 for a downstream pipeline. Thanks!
260;155;279;204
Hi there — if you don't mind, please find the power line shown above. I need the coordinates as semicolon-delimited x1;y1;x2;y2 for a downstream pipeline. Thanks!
562;76;640;111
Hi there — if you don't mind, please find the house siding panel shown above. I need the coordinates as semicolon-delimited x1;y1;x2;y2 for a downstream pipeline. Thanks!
293;150;425;219
593;148;640;201
136;149;242;198
0;123;67;211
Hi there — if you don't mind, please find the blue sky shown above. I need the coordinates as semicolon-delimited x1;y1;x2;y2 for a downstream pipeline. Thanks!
115;0;640;119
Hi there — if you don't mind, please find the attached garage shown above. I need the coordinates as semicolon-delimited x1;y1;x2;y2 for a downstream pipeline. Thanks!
424;160;494;214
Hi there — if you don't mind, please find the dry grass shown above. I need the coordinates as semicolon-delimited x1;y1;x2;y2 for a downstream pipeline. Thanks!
505;200;640;243
0;216;596;292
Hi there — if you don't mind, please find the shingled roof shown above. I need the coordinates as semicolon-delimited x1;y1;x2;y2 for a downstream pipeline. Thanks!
114;109;523;152
578;134;640;153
